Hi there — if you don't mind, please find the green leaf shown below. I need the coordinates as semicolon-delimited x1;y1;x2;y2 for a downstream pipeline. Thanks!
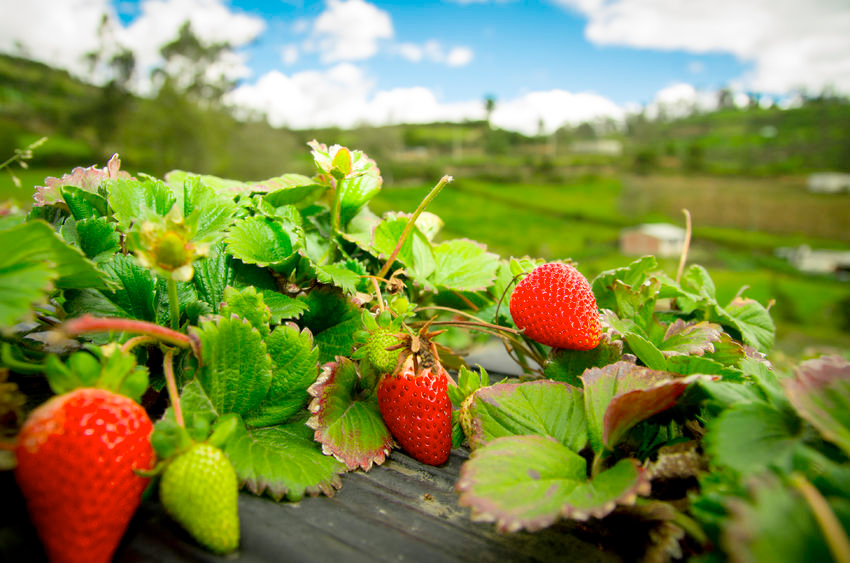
224;416;345;502
181;176;237;242
61;185;109;219
34;154;132;207
262;292;309;323
108;177;176;228
192;241;236;313
462;380;587;453
244;323;320;428
624;332;667;370
581;361;710;452
336;153;382;226
784;355;850;457
429;239;499;292
314;263;360;295
226;216;297;267
74;217;121;262
221;286;271;336
0;257;56;328
658;320;723;357
592;255;658;311
544;334;623;386
99;254;158;321
192;316;272;416
705;401;803;473
456;435;650;531
260;174;326;207
716;297;775;354
372;216;435;282
0;220;109;290
298;287;361;364
665;355;743;379
722;476;834;563
305;358;392;470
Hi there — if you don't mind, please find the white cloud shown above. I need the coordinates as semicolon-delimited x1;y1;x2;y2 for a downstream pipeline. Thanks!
0;0;265;93
230;66;626;134
642;82;718;119
491;90;625;135
282;45;300;65
395;41;474;67
554;0;850;94
309;0;394;63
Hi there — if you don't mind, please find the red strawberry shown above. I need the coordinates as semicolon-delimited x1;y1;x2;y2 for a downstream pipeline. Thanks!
377;359;452;466
14;388;155;563
509;262;601;350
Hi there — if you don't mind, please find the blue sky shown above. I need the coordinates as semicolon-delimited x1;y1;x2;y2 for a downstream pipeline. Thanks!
3;0;848;133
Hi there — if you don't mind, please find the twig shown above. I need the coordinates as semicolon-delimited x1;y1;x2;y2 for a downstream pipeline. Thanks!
376;175;452;280
163;348;184;428
790;473;850;563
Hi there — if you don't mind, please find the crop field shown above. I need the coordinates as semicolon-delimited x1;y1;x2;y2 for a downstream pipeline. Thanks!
373;174;850;356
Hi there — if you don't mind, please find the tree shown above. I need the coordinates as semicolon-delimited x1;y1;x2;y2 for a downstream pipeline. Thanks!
483;95;496;128
153;21;239;107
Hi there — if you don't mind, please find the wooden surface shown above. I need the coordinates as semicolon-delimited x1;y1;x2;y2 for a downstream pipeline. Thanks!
2;447;621;562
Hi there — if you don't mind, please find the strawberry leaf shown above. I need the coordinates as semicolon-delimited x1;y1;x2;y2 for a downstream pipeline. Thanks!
624;332;667;370
263;292;309;322
98;254;158;320
429;239;499;292
306;358;392;471
192;242;236;313
659;320;723;357
60;185;109;219
545;333;624;386
456;435;650;531
180;176;237;242
225;415;346;501
225;215;299;267
592;255;658;312
581;361;711;452
244;323;320;428
34;154;131;207
714;297;775;354
71;217;121;262
107;177;177;228
784;355;850;457
372;215;436;282
221;286;271;336
192;316;272;416
723;476;835;563
704;401;803;474
462;380;587;453
298;287;362;364
314;263;360;295
259;174;326;207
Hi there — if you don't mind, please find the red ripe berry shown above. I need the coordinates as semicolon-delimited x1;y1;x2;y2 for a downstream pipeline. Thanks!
509;262;601;350
377;363;452;466
14;388;155;563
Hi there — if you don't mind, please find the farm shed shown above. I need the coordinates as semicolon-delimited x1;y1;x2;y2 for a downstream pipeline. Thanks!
619;223;686;258
775;244;850;277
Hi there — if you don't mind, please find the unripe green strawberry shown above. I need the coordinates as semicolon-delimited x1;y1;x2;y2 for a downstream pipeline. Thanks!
509;262;601;350
366;328;401;373
159;442;240;554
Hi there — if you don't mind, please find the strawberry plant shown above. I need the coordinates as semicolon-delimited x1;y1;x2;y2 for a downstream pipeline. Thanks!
0;141;848;562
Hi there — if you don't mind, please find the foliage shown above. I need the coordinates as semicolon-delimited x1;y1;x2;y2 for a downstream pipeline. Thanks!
1;142;848;561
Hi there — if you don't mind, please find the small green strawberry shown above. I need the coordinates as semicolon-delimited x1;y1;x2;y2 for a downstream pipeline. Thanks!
353;310;403;373
159;442;240;554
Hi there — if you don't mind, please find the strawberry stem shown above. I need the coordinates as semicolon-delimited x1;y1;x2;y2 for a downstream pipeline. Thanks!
376;174;452;280
62;315;192;349
790;472;850;563
163;347;184;428
121;335;156;354
167;278;180;331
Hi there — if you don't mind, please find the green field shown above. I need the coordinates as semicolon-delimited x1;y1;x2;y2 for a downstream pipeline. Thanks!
373;175;850;357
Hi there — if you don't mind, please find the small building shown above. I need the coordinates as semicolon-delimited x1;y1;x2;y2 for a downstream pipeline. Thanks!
807;172;850;194
620;223;686;258
569;140;623;156
775;245;850;278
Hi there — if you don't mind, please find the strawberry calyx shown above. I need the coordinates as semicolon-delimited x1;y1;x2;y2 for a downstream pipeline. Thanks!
43;343;150;404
